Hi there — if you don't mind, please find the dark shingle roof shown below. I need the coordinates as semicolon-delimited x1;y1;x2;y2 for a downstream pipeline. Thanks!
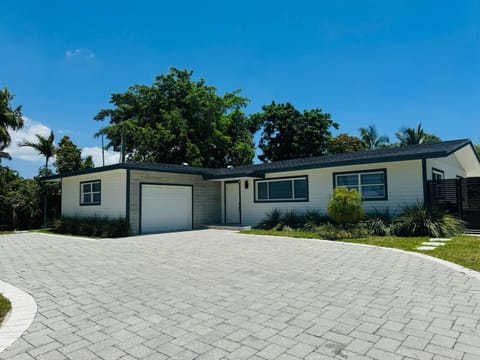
43;139;474;181
206;139;473;179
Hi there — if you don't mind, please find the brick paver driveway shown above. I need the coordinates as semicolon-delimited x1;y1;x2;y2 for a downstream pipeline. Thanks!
1;230;480;359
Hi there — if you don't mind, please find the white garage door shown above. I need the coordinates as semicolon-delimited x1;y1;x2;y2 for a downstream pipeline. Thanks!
141;184;192;234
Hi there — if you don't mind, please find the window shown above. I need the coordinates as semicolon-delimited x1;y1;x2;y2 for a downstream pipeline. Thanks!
80;180;101;205
432;168;444;181
334;170;386;200
255;177;308;202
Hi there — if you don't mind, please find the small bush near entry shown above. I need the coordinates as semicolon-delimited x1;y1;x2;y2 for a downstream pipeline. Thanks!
362;217;390;236
392;204;464;237
0;293;11;326
327;187;363;224
52;216;130;238
257;209;283;230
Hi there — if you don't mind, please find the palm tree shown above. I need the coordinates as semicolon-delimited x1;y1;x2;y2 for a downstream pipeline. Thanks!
18;130;56;228
359;125;389;150
0;88;24;150
0;151;12;164
19;130;56;170
396;123;425;146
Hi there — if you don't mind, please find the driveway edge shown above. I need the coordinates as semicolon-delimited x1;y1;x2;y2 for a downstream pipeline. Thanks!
0;280;37;354
242;233;480;281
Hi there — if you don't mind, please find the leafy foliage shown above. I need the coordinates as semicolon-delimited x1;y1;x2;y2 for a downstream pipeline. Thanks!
95;68;256;167
0;88;24;155
52;216;130;238
392;204;464;237
359;124;389;150
475;144;480;157
327;187;364;224
54;136;95;174
327;133;365;154
0;166;42;230
252;102;338;162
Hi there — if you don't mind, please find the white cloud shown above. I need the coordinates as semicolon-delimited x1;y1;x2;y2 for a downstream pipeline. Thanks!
65;48;95;60
5;117;52;162
82;147;120;167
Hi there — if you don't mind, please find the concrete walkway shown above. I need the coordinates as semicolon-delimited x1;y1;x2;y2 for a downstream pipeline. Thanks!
1;230;480;359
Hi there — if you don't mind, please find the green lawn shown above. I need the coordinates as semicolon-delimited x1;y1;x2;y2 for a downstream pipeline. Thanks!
241;230;480;272
0;293;11;327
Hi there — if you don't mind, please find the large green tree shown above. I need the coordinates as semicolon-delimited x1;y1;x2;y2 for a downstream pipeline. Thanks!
0;167;42;230
95;68;256;167
0;88;24;155
328;133;365;154
359;125;389;150
252;102;338;162
54;136;95;174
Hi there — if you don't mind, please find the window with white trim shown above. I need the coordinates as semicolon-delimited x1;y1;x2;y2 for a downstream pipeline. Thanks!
432;169;444;181
80;180;101;205
334;170;386;200
255;177;308;202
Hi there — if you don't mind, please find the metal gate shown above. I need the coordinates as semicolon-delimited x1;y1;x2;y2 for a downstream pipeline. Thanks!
426;177;480;229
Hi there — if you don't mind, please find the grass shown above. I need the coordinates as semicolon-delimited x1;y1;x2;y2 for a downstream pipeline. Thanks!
0;293;11;327
241;230;480;272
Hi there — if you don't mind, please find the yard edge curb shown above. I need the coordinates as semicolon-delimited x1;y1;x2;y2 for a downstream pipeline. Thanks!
238;231;480;281
0;280;37;354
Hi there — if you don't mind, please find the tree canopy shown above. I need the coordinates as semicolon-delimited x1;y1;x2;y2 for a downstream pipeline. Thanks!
328;133;365;154
95;68;256;168
0;88;24;155
252;102;338;162
54;136;95;174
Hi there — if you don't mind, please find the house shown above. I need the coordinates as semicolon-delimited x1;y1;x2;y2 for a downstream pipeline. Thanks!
45;139;480;234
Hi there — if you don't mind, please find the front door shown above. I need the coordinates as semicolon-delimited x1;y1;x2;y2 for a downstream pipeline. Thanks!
225;181;241;224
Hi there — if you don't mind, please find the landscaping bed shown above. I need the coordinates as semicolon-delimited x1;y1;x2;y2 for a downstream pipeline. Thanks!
0;293;11;327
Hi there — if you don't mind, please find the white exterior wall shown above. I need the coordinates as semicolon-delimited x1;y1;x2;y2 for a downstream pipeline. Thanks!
222;160;424;227
61;169;127;218
427;154;467;179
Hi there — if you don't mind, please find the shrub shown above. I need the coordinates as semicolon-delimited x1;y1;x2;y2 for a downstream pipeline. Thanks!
327;187;364;224
301;209;329;231
362;217;390;236
0;293;11;326
392;204;464;237
257;209;282;230
316;223;369;240
281;210;300;229
52;216;130;238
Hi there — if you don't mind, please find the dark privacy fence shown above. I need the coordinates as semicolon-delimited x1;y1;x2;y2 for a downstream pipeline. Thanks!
426;177;480;229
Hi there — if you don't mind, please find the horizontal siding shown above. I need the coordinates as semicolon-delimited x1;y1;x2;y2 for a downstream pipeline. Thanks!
62;169;127;219
226;160;424;227
427;155;466;179
129;170;221;234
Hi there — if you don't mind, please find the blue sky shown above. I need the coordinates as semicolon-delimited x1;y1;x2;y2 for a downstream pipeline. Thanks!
1;1;479;178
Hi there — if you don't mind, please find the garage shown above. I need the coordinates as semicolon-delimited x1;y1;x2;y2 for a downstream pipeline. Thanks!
140;184;193;234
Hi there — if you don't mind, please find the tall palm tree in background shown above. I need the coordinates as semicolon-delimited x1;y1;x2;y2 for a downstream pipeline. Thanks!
19;130;56;227
396;123;425;146
359;125;389;150
0;88;24;157
19;130;56;170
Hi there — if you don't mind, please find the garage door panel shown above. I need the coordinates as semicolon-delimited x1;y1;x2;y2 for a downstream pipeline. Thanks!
141;185;192;234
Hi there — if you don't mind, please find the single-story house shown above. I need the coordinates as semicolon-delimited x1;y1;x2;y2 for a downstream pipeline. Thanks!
45;139;480;234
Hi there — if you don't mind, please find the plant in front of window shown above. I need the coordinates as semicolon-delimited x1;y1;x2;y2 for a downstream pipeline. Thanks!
327;187;364;225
